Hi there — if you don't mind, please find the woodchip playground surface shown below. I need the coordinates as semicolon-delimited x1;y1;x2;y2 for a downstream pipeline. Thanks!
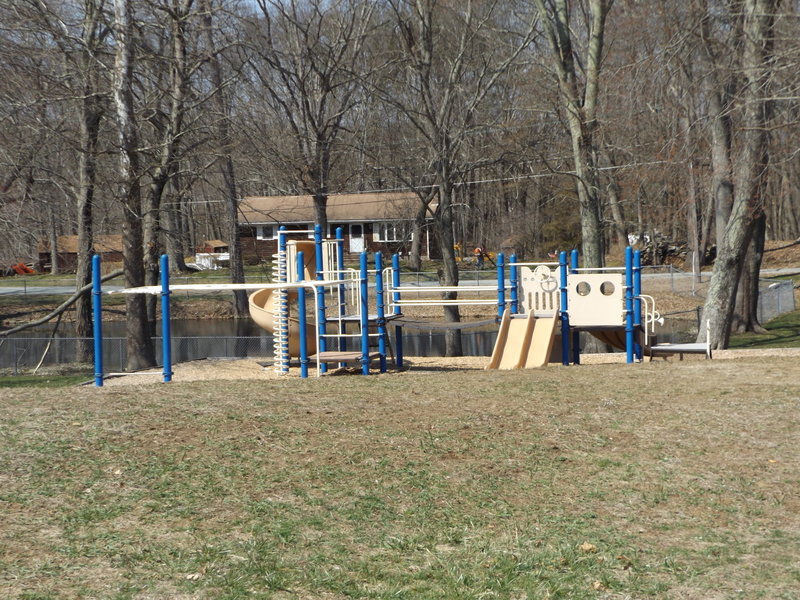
99;347;800;386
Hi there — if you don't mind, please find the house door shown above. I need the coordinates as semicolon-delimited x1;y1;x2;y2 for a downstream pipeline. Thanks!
349;224;364;253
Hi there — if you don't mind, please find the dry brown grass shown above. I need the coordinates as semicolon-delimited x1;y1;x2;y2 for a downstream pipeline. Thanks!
2;354;799;599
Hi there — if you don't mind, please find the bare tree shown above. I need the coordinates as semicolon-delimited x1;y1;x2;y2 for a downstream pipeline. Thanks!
73;0;110;360
1;1;113;360
140;0;196;328
533;0;612;268
700;0;779;349
244;0;377;234
112;0;156;369
201;0;248;316
380;0;537;355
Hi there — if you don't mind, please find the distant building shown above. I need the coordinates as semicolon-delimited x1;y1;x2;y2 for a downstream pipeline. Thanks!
238;192;436;259
194;239;230;270
37;235;123;272
197;239;229;254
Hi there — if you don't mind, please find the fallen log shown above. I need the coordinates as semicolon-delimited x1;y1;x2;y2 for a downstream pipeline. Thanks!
0;270;124;337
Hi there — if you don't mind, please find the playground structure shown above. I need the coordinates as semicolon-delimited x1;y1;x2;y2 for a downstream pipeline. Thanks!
248;227;392;377
90;230;710;386
486;248;711;369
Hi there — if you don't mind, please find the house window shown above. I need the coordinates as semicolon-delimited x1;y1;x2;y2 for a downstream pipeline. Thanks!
329;223;348;238
256;225;275;240
374;222;406;242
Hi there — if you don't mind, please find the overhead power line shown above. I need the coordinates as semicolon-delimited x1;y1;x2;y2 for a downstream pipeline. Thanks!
280;159;675;200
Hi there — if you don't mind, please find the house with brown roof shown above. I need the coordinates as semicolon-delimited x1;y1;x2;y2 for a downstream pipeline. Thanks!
37;235;124;272
238;192;436;259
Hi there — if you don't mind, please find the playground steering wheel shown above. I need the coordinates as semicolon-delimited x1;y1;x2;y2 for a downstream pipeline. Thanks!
532;264;559;293
533;265;552;282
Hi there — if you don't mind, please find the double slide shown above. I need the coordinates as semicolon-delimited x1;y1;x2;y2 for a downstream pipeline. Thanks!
486;310;559;370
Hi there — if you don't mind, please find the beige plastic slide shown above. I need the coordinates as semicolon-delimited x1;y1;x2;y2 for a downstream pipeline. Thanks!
486;311;559;370
248;240;318;357
248;288;316;356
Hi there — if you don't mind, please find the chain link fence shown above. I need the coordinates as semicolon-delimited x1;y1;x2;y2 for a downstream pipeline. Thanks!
2;272;796;373
0;336;278;375
1;328;495;374
647;276;796;341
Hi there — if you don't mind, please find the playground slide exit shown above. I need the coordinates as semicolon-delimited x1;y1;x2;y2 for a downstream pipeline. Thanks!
486;311;559;370
248;287;317;357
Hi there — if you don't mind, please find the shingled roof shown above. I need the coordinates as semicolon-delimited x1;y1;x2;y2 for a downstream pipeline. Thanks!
238;192;422;224
38;235;123;254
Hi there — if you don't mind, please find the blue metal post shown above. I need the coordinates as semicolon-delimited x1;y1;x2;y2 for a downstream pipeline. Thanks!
570;249;581;365
336;226;346;357
297;251;309;378
359;252;370;375
509;253;518;315
314;223;324;277
314;224;327;373
375;252;387;373
160;254;173;383
392;253;404;368
625;246;634;364
278;226;289;373
496;252;506;318
633;250;643;360
92;254;103;387
559;251;570;366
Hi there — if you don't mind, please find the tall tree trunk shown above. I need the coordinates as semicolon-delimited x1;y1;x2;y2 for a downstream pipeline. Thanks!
409;191;435;272
534;0;609;268
144;176;168;333
699;0;776;349
225;158;247;316
312;193;329;240
708;89;734;247
700;8;736;248
48;208;58;275
162;174;188;273
145;0;192;330
74;93;102;362
733;212;768;333
202;0;247;316
408;208;425;272
113;0;155;370
436;180;462;357
571;133;604;267
699;182;715;266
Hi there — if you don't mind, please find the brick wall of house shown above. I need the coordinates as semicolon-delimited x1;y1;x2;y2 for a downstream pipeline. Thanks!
239;232;421;263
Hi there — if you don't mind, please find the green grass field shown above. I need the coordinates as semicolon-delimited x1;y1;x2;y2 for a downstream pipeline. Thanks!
729;310;800;348
2;357;799;599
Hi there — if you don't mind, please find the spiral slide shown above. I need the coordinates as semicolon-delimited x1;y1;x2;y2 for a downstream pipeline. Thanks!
248;288;317;356
486;310;559;370
248;240;318;357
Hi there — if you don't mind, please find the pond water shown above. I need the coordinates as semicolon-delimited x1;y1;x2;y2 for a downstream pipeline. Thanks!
2;317;698;372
